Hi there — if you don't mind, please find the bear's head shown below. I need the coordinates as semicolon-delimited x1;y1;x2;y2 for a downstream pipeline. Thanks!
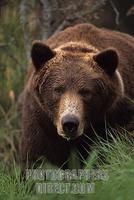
29;41;124;140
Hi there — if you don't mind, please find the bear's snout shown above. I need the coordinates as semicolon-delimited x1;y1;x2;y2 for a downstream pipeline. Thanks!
61;115;79;139
55;91;84;140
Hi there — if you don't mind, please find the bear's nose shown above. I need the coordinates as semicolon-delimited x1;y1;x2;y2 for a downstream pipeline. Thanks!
62;115;79;135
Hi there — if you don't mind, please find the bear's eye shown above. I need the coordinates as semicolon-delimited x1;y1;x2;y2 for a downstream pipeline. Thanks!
54;86;64;95
79;89;91;98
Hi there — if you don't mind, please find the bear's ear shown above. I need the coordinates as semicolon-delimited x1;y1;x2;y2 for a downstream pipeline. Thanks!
93;48;119;75
31;41;55;70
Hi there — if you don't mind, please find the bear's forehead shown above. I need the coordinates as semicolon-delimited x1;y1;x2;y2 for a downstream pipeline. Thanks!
45;49;103;80
46;54;95;78
50;41;99;67
41;42;103;83
44;55;103;85
47;49;96;71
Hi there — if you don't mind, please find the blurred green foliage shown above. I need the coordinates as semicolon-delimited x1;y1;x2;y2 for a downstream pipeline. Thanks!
0;1;26;167
0;1;26;109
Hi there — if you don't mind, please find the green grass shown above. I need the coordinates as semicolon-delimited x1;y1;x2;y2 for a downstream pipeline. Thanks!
0;130;134;200
0;2;134;200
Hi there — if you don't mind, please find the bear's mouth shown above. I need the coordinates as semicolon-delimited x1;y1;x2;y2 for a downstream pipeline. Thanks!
60;134;72;141
59;133;81;141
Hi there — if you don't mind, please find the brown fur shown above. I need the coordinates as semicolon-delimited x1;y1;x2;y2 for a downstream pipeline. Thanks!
20;23;134;169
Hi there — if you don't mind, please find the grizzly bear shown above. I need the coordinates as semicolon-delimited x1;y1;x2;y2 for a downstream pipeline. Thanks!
20;23;134;169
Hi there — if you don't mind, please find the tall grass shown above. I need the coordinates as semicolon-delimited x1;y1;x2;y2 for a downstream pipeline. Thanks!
0;129;134;200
